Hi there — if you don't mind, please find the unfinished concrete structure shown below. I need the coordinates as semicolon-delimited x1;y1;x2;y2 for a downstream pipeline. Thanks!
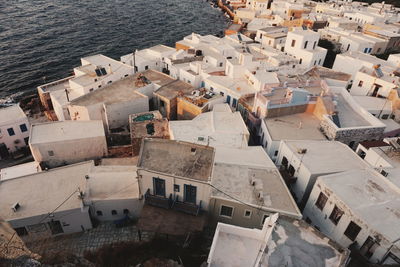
129;111;169;156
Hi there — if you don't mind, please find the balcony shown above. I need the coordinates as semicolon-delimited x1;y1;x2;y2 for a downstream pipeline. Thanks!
279;167;298;185
172;196;202;216
144;189;172;209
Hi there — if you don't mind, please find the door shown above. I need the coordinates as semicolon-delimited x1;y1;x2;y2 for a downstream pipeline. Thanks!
226;95;231;105
184;184;197;204
153;177;166;197
0;143;9;159
48;220;64;235
360;236;378;259
372;84;382;97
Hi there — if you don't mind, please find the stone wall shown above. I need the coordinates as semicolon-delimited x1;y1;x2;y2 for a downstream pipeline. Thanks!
320;118;385;149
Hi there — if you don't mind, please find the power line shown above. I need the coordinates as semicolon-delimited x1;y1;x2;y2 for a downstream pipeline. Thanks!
37;188;80;224
208;183;267;214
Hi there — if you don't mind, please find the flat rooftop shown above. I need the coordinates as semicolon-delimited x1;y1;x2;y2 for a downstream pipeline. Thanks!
214;146;276;168
70;75;148;106
0;105;27;125
154;79;194;99
211;163;301;217
0;161;93;221
29;120;105;144
334;94;370;127
282;140;369;174
209;217;347;267
87;165;139;200
140;69;175;87
266;218;347;266
0;161;41;181
353;95;392;112
169;104;249;148
320;168;400;243
138;138;214;182
265;113;326;141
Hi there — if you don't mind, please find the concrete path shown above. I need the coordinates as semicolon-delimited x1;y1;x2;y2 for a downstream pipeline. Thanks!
25;222;154;257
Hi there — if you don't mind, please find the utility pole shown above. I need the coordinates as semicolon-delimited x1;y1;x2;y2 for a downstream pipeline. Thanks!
133;50;137;74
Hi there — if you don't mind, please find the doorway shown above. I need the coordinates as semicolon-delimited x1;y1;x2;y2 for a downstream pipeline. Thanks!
184;184;197;204
0;143;9;159
153;177;166;197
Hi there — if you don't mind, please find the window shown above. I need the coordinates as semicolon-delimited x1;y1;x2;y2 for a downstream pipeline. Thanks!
314;60;317;66
318;59;322;65
291;39;296;47
14;227;28;236
124;74;129;77
358;81;363;87
96;210;103;216
261;214;269;225
381;114;389;120
315;192;328;210
274;150;278;156
123;209;129;215
244;210;252;218
329;205;344;225
281;156;288;169
98;85;102;88
219;62;223;67
288;164;295;177
304;41;308;49
89;88;94;92
145;65;149;70
220;205;234;218
108;81;112;84
24;137;29;145
19;124;28;132
111;210;117;215
174;184;180;192
313;41;317;49
344;221;362;241
299;58;302;64
48;150;54;156
7;128;15;136
364;48;368;53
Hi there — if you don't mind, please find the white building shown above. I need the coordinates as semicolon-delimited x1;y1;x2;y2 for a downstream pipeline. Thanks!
284;29;327;69
85;159;142;222
0;161;94;238
169;104;249;149
120;44;175;72
38;54;134;121
210;146;302;228
207;213;349;267
276;140;370;209
303;168;400;265
29;120;108;168
137;138;214;214
68;74;150;132
0;105;30;158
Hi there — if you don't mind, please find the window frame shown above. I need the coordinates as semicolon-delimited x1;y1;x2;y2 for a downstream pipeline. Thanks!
329;205;344;225
244;209;252;218
219;205;234;219
344;221;362;241
19;124;28;133
315;192;328;210
7;127;15;136
111;210;118;215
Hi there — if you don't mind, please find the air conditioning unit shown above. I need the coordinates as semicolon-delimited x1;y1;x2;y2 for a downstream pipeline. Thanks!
11;202;20;212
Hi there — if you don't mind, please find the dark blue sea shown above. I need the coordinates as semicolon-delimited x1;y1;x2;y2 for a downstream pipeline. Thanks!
0;0;228;99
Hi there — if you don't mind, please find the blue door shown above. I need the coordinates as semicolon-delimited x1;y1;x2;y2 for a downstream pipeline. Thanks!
153;177;165;197
226;95;231;105
184;184;197;204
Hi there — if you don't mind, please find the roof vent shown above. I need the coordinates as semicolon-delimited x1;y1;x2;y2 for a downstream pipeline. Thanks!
297;148;307;154
11;202;20;212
